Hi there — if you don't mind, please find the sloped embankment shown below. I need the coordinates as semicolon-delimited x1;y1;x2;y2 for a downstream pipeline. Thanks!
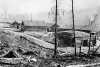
0;29;55;60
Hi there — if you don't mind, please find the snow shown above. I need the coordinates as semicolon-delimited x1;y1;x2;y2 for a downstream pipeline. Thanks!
1;29;100;55
3;30;55;49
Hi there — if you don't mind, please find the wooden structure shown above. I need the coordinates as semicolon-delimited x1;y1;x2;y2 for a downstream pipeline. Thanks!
10;21;20;29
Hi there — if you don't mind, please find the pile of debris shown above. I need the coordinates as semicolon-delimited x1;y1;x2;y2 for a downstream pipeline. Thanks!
0;30;55;66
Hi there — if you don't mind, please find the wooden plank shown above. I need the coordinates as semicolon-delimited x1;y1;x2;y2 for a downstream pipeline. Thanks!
66;62;100;67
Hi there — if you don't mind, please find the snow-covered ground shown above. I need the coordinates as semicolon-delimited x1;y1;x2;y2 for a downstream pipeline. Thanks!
1;28;100;67
0;23;9;28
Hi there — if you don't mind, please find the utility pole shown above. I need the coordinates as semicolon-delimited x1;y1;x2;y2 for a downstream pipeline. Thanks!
72;0;76;56
88;15;98;55
30;13;32;22
53;0;58;58
4;10;8;20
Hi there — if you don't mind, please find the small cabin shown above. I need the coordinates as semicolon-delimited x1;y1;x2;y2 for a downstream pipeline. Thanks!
10;21;20;29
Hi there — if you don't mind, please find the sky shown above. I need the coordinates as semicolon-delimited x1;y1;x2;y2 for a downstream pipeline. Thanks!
0;0;100;22
0;0;53;14
0;0;100;14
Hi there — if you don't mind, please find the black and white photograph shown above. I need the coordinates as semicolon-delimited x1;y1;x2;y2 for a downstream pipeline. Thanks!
0;0;100;67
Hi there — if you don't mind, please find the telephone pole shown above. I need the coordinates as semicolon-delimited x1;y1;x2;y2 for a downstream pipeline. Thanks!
72;0;76;56
53;0;58;58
